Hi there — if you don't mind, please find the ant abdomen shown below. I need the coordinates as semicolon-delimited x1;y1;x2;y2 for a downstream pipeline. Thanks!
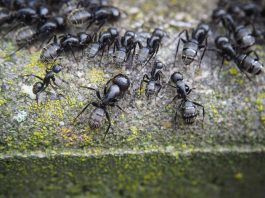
86;43;100;58
182;101;198;124
32;82;44;94
67;8;92;27
114;48;126;63
40;43;61;62
14;26;36;46
89;107;106;129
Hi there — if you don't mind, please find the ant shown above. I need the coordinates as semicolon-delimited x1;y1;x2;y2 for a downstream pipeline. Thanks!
168;72;204;126
212;8;256;50
40;31;92;63
86;27;119;62
0;5;49;28
174;23;209;67
22;64;63;103
74;74;130;140
140;60;164;98
113;30;143;64
67;5;121;30
3;16;66;58
168;72;193;101
227;2;261;22
214;36;263;77
137;28;166;65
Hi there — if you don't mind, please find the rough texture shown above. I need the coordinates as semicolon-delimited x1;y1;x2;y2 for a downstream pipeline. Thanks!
0;0;265;197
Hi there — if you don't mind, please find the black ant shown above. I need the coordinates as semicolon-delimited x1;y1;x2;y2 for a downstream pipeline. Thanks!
168;72;193;101
140;60;164;98
174;23;209;67
214;36;263;77
0;5;50;28
3;16;66;58
0;0;27;10
86;27;119;62
227;2;261;22
40;32;92;63
212;8;256;50
168;72;204;126
67;5;121;30
212;8;236;34
113;30;143;64
74;74;130;140
137;28;166;65
176;99;205;125
22;64;63;103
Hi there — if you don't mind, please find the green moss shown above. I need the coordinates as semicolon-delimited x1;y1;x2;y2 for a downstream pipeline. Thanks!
234;172;243;181
127;126;138;142
0;97;7;106
86;68;106;85
229;67;238;76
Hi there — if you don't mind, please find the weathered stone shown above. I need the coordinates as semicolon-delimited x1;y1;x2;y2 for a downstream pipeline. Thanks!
0;0;264;197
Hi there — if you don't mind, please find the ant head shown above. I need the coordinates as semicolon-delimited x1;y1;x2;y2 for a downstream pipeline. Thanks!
154;60;164;69
78;32;92;45
52;64;62;73
198;23;210;32
110;7;121;20
108;27;119;38
54;16;65;28
33;82;44;94
125;31;135;38
212;8;226;21
152;28;167;38
171;72;183;83
112;74;130;92
215;36;229;47
38;6;49;18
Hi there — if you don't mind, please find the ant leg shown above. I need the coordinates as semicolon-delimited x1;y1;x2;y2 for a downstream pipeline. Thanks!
198;38;208;68
174;38;185;68
102;109;111;141
192;101;205;128
99;46;106;67
218;56;225;75
86;20;95;31
96;21;106;32
247;50;259;60
4;44;27;59
127;46;136;68
167;95;180;106
69;47;79;66
80;86;101;99
74;102;92;122
51;77;59;87
156;83;162;96
114;104;126;113
144;51;156;66
36;93;40;104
